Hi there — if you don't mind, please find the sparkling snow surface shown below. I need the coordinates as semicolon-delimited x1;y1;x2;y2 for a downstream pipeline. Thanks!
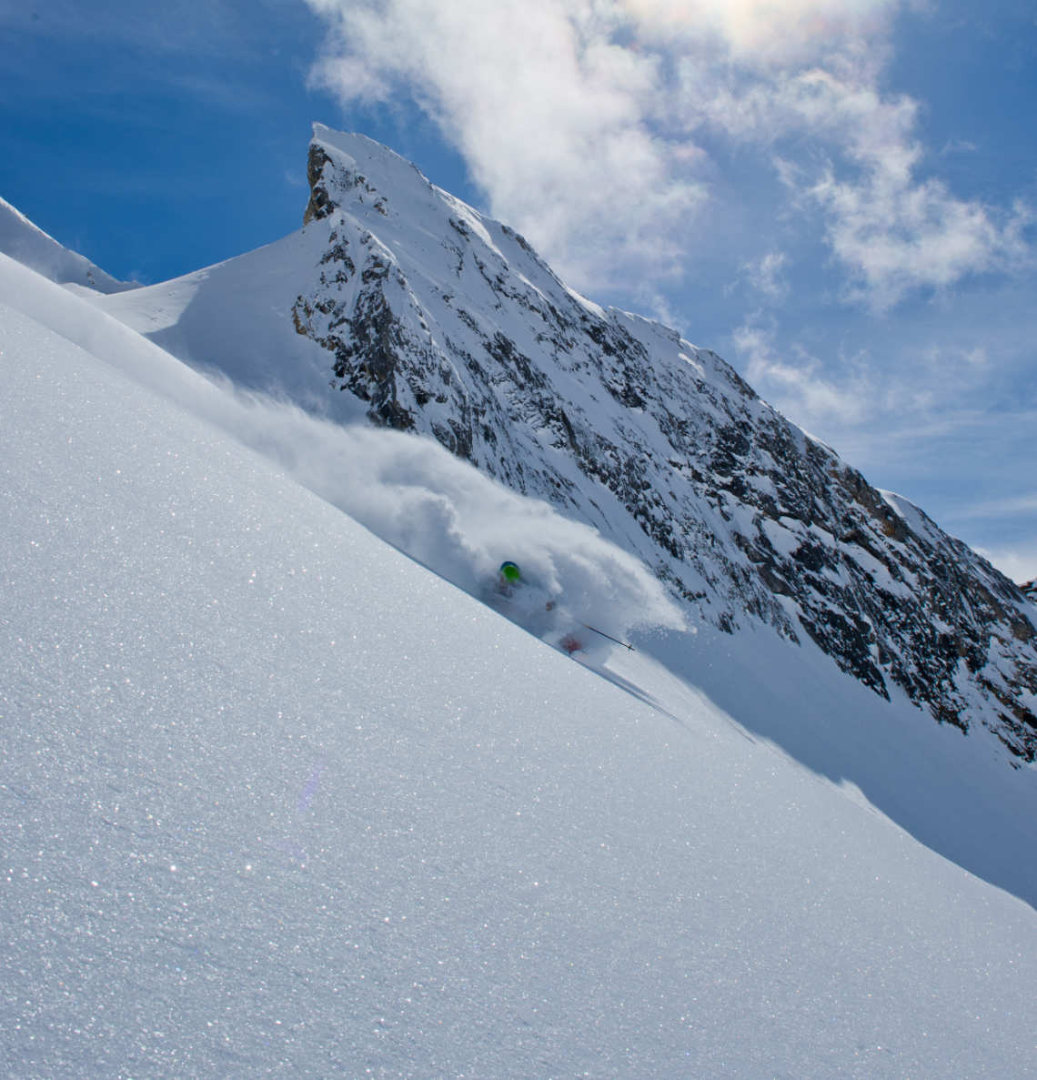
4;258;1037;1077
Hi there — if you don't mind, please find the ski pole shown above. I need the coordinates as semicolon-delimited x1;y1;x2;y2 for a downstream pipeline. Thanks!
579;622;634;650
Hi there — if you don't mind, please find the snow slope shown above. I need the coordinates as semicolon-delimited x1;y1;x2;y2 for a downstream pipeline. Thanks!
0;195;133;294
90;221;341;409
12;247;1037;914
3;233;1037;1078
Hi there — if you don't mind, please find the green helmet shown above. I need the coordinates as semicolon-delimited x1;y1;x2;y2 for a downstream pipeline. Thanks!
499;560;521;584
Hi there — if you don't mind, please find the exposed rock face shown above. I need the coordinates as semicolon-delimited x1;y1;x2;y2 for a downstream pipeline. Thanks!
1024;580;1037;604
291;125;1037;762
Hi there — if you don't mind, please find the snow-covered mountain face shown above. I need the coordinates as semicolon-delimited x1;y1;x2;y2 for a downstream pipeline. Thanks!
287;127;1037;762
0;196;133;295
96;125;1037;763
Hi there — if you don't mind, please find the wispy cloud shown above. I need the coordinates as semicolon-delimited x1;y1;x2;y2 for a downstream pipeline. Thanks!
954;493;1037;521
733;315;874;428
305;0;1030;306
731;312;1031;453
742;251;790;299
974;545;1037;585
940;138;979;156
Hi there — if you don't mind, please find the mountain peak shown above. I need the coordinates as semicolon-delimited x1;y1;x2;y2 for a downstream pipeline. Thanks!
311;123;424;178
304;122;442;226
290;130;1037;761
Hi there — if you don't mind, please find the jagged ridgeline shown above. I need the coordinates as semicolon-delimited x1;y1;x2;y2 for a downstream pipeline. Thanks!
291;125;1037;761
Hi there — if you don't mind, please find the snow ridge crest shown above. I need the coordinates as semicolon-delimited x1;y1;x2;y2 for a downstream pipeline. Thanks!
0;195;134;294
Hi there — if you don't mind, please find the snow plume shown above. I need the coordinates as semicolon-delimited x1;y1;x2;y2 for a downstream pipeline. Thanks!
1;251;680;650
306;0;1028;308
205;395;685;648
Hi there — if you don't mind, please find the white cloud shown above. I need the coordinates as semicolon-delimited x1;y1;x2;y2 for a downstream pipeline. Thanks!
809;132;1031;308
307;0;705;288
692;62;1032;308
618;0;898;63
974;545;1037;586
306;0;1030;307
732;316;873;427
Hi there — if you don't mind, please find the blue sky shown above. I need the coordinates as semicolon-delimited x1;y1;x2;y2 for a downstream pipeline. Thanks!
1;0;1035;580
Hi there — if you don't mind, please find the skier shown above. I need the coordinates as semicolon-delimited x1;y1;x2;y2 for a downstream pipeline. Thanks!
498;560;522;591
497;560;553;607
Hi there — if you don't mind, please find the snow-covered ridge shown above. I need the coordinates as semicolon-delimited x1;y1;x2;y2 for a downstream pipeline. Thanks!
0;195;134;294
